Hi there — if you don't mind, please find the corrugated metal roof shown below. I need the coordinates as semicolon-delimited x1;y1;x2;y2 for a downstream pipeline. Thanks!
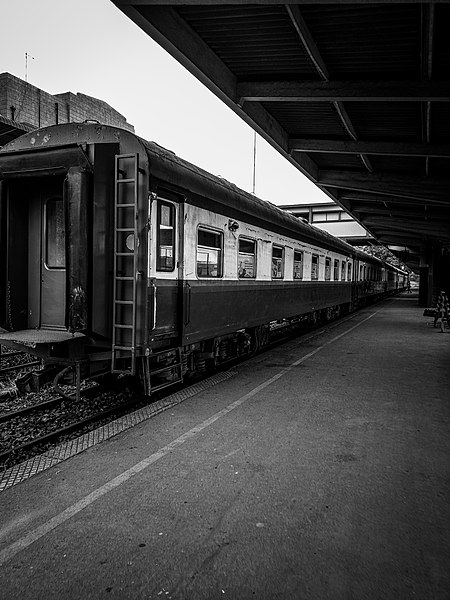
178;6;318;79
113;1;450;270
301;4;421;79
345;103;423;141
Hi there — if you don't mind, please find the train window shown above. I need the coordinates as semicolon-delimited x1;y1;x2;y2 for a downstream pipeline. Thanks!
156;200;176;272
325;257;331;281
347;263;352;281
293;250;303;280
45;198;65;269
311;254;319;280
333;259;340;281
272;245;284;279
341;261;346;281
238;238;256;278
197;227;223;278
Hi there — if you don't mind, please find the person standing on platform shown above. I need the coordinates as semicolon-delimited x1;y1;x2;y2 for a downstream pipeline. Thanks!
434;291;449;332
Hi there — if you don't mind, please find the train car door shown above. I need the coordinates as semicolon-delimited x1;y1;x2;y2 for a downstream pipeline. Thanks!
28;187;66;329
41;196;66;327
148;192;183;343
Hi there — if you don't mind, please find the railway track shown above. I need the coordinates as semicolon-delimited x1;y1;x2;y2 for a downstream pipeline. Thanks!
0;382;144;469
0;348;41;377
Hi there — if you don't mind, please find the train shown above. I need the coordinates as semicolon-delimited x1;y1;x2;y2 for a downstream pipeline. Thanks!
0;123;406;396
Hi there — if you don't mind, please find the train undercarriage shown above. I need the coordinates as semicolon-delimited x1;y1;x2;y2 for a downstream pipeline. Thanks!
0;299;358;399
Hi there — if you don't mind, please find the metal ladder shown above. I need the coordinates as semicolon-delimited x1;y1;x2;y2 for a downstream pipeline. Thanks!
112;153;139;374
143;347;184;395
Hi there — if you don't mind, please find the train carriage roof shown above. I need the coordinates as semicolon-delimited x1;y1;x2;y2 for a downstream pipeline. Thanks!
0;122;391;267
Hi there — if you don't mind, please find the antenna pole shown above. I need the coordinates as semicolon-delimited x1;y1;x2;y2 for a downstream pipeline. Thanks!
252;130;257;194
25;52;35;82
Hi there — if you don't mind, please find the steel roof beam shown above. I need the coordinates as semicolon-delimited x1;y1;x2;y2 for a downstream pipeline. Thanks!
350;204;445;218
237;80;450;102
290;139;450;158
340;191;431;209
114;1;450;5
421;3;435;176
378;236;422;248
362;218;450;237
280;5;326;178
115;4;323;184
285;6;329;81
320;170;450;204
285;6;371;173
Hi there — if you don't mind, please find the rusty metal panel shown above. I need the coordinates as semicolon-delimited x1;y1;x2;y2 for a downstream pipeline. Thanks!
0;328;85;346
0;146;92;179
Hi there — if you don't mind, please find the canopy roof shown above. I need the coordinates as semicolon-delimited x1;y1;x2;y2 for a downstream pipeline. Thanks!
112;1;450;269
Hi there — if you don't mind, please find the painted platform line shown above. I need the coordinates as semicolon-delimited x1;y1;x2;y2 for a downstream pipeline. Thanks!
0;370;236;493
0;311;377;567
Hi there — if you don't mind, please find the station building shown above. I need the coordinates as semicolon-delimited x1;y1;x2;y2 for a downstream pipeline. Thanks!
0;72;134;147
279;202;375;247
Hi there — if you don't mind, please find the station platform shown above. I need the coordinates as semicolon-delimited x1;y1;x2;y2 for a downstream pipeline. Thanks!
0;293;449;600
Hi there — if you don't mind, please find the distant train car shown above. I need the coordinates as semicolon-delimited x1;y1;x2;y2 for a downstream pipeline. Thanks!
0;123;404;395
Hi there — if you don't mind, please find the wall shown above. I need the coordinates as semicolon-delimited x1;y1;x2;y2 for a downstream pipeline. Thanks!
0;72;134;132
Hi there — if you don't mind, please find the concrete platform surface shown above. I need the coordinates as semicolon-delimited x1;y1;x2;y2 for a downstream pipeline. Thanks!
0;294;449;600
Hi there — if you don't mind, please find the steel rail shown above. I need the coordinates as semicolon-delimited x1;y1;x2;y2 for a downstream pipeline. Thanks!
0;360;41;375
0;397;140;466
0;386;99;425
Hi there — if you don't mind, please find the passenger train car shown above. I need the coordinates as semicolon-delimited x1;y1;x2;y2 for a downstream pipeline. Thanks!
0;123;406;394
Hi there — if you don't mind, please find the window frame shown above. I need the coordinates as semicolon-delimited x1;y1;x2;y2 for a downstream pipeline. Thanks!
311;253;319;281
196;225;224;279
293;250;304;280
271;244;285;279
325;257;331;281
44;197;66;270
156;198;176;273
333;258;340;281
238;236;257;279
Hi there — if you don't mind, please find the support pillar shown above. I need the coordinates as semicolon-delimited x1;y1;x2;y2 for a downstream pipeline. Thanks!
64;167;90;332
419;241;450;307
418;241;434;307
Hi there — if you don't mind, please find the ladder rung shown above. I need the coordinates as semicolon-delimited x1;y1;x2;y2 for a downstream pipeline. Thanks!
150;364;182;377
149;378;183;393
113;346;136;352
148;347;182;358
113;152;138;377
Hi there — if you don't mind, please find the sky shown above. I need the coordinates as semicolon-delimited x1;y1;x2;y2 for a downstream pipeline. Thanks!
1;0;330;206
